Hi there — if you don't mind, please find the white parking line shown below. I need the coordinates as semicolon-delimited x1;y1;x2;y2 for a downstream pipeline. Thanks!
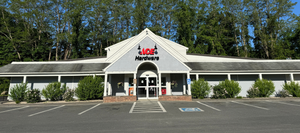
0;106;29;114
78;103;101;115
267;101;300;107
157;101;167;112
129;102;136;113
231;101;269;110
28;105;65;117
197;101;221;111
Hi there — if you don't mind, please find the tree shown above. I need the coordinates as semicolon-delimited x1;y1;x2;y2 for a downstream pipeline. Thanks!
132;0;150;35
250;0;296;59
175;0;196;53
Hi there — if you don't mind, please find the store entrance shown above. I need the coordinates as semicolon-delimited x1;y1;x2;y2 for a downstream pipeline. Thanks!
136;62;159;99
137;76;158;99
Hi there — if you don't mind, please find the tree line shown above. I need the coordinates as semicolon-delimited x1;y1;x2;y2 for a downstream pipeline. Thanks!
0;0;299;65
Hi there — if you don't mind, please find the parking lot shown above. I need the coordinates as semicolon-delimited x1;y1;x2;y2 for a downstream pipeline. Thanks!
1;99;300;133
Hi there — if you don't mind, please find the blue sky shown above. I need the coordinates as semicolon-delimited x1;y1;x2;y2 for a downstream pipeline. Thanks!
292;0;299;15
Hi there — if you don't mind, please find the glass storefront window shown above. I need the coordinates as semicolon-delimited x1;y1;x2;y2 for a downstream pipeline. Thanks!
161;77;166;86
129;78;134;86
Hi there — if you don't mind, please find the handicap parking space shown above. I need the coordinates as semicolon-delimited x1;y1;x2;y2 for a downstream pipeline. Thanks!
159;101;223;119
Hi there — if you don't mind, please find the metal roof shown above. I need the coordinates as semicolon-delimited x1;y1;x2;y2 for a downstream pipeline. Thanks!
187;53;266;60
0;63;110;74
185;62;300;72
1;62;300;75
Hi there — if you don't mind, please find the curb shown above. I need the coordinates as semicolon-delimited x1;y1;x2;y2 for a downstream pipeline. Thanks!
1;100;103;106
192;97;300;102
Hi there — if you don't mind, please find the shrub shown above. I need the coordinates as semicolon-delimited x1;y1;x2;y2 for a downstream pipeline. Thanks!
1;91;8;95
42;82;66;101
191;78;210;99
0;78;10;95
247;86;260;98
253;79;275;97
276;89;290;98
211;84;227;99
220;79;241;98
282;81;300;97
75;76;104;101
9;82;28;103
212;79;241;99
236;96;243;99
25;89;41;103
63;88;75;101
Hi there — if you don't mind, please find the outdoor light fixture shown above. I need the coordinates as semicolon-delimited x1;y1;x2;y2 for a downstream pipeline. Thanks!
154;44;158;54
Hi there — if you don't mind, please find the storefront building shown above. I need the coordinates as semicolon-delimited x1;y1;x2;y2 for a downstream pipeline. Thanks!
1;28;300;103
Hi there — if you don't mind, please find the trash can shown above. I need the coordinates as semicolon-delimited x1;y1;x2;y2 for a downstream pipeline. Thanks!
161;88;166;95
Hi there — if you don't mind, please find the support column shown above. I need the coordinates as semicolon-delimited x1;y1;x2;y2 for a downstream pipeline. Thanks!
166;74;171;95
290;73;294;81
259;74;262;80
124;75;129;96
183;74;186;95
187;73;191;95
159;73;162;95
196;74;199;81
134;73;137;96
227;74;231;80
104;73;108;96
108;74;112;96
58;75;61;82
93;74;96;78
23;76;27;83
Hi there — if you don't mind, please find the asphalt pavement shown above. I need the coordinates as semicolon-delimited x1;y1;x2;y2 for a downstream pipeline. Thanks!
1;99;300;133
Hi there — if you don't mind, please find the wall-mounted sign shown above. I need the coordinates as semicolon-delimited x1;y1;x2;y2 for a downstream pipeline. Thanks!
135;44;159;61
187;79;191;85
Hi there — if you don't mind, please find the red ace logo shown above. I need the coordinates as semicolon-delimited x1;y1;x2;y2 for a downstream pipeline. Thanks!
135;44;159;61
137;44;158;55
139;48;155;55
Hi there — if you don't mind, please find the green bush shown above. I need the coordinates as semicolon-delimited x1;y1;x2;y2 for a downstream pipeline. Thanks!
276;89;290;98
212;79;241;99
253;79;275;97
42;82;66;101
25;89;41;103
75;76;104;101
212;84;226;99
236;96;243;99
63;88;75;101
282;81;300;97
220;79;241;98
191;78;211;99
247;86;260;98
0;78;10;94
9;82;28;103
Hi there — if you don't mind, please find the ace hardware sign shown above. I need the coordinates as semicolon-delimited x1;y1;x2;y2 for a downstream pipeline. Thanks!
135;44;159;61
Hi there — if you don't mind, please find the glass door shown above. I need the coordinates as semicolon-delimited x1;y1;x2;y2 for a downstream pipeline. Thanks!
137;77;147;98
148;77;158;98
137;77;158;99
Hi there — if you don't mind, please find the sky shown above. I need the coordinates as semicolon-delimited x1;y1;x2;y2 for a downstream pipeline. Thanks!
292;0;300;15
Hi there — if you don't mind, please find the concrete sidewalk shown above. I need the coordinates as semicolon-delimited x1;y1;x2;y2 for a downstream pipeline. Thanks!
1;99;103;106
192;97;300;102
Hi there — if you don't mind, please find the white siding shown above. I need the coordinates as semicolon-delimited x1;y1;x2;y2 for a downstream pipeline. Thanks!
231;75;258;97
262;74;287;96
199;75;227;97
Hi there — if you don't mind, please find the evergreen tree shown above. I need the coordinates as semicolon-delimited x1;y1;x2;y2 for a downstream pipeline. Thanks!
175;0;196;53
